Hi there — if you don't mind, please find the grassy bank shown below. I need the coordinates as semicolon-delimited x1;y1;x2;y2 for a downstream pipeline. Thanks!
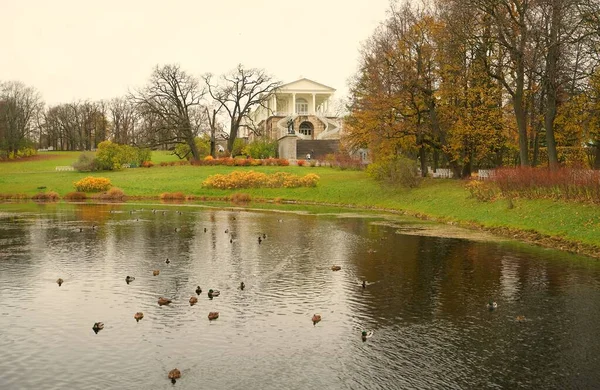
1;151;599;257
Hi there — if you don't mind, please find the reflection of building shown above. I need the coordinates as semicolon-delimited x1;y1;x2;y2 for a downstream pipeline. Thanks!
244;78;343;159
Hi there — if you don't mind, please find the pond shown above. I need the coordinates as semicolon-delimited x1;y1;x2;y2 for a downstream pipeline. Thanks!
0;203;599;389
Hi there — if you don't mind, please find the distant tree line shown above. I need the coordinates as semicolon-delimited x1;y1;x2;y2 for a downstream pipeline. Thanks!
0;64;280;160
345;0;600;175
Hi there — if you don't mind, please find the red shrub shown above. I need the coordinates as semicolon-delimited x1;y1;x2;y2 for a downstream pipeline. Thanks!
491;167;600;203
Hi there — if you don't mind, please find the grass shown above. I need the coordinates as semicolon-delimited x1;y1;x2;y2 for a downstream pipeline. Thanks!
1;151;600;255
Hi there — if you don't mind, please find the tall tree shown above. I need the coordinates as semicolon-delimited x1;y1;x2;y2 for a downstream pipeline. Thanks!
0;81;43;157
204;64;280;153
131;64;205;160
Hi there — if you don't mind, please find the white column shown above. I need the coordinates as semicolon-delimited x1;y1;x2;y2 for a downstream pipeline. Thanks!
311;93;316;114
324;96;329;114
272;95;277;114
292;93;296;114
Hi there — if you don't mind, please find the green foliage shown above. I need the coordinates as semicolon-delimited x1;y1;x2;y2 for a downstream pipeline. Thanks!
173;137;210;160
366;155;421;187
243;139;278;159
231;138;246;157
94;140;149;170
72;152;99;172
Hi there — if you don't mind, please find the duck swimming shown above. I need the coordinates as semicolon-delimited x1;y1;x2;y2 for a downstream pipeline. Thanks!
362;280;366;289
153;270;160;276
189;296;198;306
516;315;526;322
208;312;219;320
331;266;341;271
312;314;322;325
134;312;144;322
168;368;181;384
195;286;202;295
56;278;64;287
240;282;245;290
165;258;170;264
125;276;135;284
208;289;220;298
92;322;104;334
487;301;498;310
361;330;374;341
158;297;172;306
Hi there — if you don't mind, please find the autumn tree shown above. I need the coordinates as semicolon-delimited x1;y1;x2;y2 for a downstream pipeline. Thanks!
131;64;205;160
204;64;280;154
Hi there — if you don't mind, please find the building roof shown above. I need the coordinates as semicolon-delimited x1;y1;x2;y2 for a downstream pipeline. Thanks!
277;78;336;93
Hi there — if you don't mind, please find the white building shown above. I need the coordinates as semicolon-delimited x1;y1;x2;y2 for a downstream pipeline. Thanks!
244;78;343;159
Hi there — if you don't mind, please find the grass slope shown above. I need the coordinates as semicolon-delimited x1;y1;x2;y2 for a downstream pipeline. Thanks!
1;151;599;255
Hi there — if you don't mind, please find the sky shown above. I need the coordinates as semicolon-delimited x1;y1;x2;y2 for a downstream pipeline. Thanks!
1;0;390;105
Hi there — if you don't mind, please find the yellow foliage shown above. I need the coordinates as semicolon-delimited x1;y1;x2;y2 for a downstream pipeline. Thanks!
74;176;112;192
202;171;320;189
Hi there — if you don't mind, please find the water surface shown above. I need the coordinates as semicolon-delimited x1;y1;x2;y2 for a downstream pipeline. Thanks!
1;203;599;389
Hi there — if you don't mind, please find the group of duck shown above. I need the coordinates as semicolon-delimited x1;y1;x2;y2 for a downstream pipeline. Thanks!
60;210;376;384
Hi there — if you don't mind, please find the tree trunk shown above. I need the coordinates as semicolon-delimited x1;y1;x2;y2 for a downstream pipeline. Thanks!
594;142;600;170
513;90;529;166
544;0;561;169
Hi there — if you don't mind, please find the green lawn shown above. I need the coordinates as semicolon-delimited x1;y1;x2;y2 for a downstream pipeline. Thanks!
1;151;600;253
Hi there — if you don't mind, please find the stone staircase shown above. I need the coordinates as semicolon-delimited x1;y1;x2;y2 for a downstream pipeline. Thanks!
296;140;340;159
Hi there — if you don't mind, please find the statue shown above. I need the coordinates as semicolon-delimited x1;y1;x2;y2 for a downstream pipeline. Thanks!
287;118;295;134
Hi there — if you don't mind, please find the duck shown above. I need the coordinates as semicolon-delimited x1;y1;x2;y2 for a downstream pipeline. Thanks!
487;301;498;310
92;322;104;334
158;297;172;306
516;315;526;322
208;312;219;320
258;237;262;244
312;314;322;325
125;276;135;284
204;227;207;233
56;278;64;287
165;258;170;264
224;229;229;234
189;296;198;306
331;265;342;271
195;286;202;295
361;330;374;341
362;280;366;289
230;238;233;243
262;233;266;239
168;368;181;384
208;289;220;298
153;270;160;276
240;282;245;290
134;312;144;322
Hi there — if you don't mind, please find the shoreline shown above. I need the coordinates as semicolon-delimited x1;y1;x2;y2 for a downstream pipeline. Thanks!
2;194;599;260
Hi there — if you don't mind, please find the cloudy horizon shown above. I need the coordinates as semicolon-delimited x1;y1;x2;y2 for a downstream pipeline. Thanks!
1;0;390;105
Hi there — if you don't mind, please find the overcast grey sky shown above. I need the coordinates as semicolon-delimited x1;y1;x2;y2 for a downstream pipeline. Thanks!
1;0;390;105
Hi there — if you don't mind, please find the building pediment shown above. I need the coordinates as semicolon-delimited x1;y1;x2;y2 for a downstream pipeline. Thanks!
277;78;336;93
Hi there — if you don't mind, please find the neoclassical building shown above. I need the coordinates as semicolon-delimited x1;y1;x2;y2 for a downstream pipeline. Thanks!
243;78;343;159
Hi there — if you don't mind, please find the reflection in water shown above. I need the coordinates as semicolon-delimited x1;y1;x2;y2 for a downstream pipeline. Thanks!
1;203;600;389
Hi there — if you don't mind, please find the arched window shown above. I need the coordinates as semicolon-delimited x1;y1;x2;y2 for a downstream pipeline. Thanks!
295;98;308;114
299;121;313;136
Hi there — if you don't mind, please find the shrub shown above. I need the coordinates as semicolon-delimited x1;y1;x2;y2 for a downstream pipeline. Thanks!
464;180;499;202
174;137;210;160
243;139;278;159
231;138;246;157
160;192;186;201
202;171;320;189
366;155;421;187
0;193;28;200
231;193;252;203
491;167;600;203
94;140;149;170
141;161;154;168
297;159;306;167
74;176;112;192
72;152;98;172
31;191;60;201
92;187;125;201
325;153;365;170
64;192;88;201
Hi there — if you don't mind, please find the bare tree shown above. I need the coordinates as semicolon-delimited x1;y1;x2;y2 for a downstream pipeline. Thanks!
0;81;44;157
109;98;137;145
130;64;205;160
204;64;281;153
